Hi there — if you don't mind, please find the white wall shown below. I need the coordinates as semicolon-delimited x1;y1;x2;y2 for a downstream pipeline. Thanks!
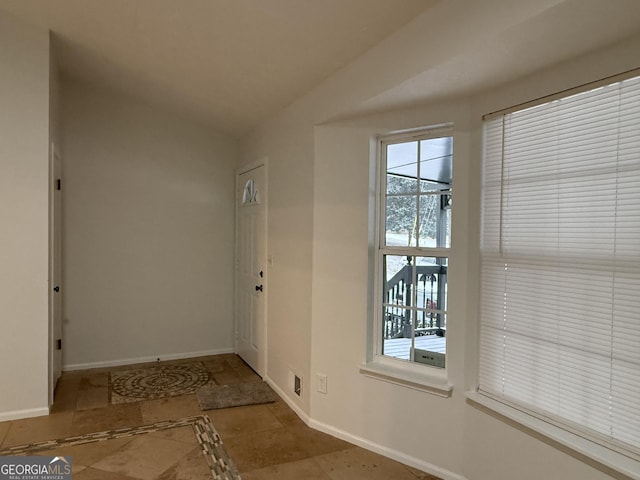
0;11;51;420
242;20;640;480
61;79;238;369
49;40;62;150
241;117;315;412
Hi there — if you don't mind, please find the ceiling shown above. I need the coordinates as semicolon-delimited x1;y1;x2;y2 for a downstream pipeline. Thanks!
358;0;640;114
0;0;437;136
1;1;639;138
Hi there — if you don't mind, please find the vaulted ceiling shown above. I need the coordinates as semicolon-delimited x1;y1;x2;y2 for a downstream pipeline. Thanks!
1;0;639;137
0;0;437;135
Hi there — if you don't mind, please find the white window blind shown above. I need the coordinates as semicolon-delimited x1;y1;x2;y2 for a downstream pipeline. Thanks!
479;74;640;457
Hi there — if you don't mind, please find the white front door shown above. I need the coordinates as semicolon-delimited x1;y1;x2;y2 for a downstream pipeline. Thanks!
236;164;267;376
49;145;63;404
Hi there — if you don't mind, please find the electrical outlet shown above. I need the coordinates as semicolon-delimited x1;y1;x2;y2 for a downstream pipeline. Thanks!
317;373;327;394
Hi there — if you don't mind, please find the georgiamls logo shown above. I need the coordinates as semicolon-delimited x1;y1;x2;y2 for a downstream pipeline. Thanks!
0;455;72;478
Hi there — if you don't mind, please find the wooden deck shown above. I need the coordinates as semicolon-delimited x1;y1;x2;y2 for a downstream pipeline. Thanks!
383;335;446;360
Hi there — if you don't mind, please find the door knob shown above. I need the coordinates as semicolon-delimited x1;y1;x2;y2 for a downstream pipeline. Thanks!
53;286;60;292
255;285;263;292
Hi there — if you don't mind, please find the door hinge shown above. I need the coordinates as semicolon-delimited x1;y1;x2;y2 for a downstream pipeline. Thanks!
56;339;62;350
56;178;61;190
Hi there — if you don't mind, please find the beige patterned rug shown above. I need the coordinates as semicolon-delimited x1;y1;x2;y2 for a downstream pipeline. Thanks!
109;362;211;404
197;381;277;410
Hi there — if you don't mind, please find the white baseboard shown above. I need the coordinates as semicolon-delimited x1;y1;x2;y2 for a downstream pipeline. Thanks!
263;375;466;480
306;417;468;480
0;407;49;423
263;375;311;424
62;348;235;372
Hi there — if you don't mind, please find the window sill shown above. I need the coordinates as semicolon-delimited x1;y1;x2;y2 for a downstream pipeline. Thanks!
466;391;640;480
359;359;452;397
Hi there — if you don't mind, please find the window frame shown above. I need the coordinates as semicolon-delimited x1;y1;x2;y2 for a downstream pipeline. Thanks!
369;125;454;385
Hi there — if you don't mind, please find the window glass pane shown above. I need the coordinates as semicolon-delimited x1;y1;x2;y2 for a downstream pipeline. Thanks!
382;255;412;308
418;194;452;248
415;256;448;315
385;136;453;248
387;142;418;194
387;174;418;195
420;136;453;193
382;255;413;355
385;195;417;247
420;179;450;192
382;255;448;368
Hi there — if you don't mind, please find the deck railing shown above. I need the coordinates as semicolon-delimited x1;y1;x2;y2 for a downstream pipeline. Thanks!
383;263;446;339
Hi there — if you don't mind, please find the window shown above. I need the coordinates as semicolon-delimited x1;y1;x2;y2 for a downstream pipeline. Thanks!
375;127;453;369
479;73;640;458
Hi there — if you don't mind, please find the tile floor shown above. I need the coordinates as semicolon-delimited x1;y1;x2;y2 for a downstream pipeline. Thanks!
0;354;440;480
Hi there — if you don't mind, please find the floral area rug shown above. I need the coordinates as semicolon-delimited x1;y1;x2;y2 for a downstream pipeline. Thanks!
109;362;211;404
